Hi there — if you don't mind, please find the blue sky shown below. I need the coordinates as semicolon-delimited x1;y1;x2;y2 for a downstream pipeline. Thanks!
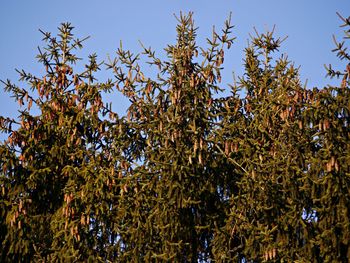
1;1;349;119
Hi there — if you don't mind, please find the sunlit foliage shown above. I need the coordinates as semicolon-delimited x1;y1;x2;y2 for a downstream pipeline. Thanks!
1;12;350;262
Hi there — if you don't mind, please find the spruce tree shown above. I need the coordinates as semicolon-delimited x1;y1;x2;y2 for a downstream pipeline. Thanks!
0;12;349;262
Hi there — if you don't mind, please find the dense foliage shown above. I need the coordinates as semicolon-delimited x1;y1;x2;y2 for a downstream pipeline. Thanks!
1;12;350;262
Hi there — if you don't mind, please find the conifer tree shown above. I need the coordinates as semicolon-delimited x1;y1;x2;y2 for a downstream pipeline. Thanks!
104;13;235;261
0;23;129;261
1;12;350;262
213;13;350;261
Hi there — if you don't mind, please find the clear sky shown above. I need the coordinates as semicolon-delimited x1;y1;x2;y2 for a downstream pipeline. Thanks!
1;1;349;119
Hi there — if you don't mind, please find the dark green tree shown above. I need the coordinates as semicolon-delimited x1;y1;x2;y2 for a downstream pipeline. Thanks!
1;12;350;262
0;24;130;261
213;13;350;261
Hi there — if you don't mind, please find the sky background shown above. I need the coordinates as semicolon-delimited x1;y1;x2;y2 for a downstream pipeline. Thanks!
1;1;350;121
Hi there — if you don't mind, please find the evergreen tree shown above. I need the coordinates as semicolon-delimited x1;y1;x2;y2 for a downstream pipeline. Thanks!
0;12;349;262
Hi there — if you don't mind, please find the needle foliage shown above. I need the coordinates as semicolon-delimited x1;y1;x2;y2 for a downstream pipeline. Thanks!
1;12;350;262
